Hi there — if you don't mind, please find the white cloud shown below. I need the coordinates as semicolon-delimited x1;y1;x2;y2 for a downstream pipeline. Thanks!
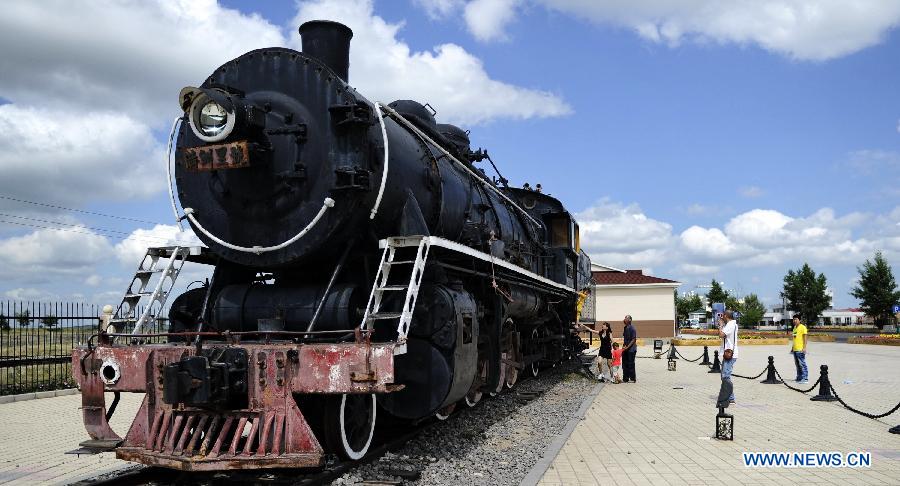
84;275;103;287
0;0;570;129
578;199;897;275
4;288;59;301
578;199;673;252
844;149;900;175
114;225;202;266
681;225;746;260
739;185;764;198
414;0;464;19
0;226;112;280
679;207;883;266
0;105;165;207
440;1;900;60
678;263;720;275
577;199;673;267
0;0;285;124
686;203;711;216
464;0;522;42
292;0;571;125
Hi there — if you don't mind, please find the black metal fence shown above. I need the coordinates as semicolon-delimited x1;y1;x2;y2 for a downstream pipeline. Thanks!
0;301;168;396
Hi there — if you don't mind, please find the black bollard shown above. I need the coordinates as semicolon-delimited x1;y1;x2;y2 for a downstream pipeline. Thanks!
714;378;734;440
668;343;678;360
760;356;780;384
708;350;721;373
699;346;711;366
810;365;838;402
716;408;734;440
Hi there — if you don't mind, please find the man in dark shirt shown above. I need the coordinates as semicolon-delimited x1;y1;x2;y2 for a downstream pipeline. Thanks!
622;315;637;383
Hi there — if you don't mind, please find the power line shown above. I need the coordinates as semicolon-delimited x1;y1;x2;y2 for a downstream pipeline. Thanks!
0;194;164;225
0;219;178;245
0;212;154;240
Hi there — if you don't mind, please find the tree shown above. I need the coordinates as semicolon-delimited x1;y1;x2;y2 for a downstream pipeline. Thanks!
41;314;59;330
675;292;703;322
707;279;728;304
739;294;766;329
0;315;9;331
782;263;830;325
725;295;742;313
705;279;729;318
14;310;31;328
850;251;900;329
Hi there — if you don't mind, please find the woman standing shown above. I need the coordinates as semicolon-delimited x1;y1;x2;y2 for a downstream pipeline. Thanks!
598;322;613;382
582;322;614;382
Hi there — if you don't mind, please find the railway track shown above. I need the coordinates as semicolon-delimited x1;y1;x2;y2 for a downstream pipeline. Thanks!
74;421;428;486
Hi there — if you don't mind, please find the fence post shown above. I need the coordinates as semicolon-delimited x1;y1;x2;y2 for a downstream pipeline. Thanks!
760;356;779;384
699;346;711;366
708;350;721;373
810;365;838;402
667;342;678;360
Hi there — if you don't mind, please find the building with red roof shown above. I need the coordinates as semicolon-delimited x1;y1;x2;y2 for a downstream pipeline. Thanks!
585;263;681;338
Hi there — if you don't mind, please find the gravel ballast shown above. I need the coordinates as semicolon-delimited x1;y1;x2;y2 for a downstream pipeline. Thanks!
334;358;600;486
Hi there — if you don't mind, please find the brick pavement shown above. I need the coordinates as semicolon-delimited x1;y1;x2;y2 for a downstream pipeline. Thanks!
539;342;900;486
0;392;142;484
1;342;898;485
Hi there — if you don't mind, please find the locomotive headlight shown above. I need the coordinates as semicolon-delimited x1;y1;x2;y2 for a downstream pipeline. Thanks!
198;101;229;136
180;87;237;143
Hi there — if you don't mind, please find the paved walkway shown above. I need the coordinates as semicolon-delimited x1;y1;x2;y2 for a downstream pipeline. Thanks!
2;342;899;485
0;392;142;484
539;342;900;485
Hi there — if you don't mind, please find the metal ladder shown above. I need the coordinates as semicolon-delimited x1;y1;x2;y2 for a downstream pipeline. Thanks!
108;246;190;336
360;237;431;355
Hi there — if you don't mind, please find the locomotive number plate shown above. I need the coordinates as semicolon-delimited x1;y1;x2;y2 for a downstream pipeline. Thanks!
179;140;251;172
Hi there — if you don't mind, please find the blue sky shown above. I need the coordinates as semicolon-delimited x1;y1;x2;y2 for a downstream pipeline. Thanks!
0;0;898;310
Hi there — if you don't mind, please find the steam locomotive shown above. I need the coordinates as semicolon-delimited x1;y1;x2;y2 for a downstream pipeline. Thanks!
71;20;591;471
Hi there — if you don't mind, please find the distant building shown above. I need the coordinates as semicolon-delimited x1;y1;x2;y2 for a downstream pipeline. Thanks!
761;306;870;327
590;263;680;338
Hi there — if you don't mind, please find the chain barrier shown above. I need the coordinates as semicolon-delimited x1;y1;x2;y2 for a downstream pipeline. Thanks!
637;344;671;359
828;384;900;420
773;368;821;393
674;348;703;362
643;342;900;428
731;367;768;380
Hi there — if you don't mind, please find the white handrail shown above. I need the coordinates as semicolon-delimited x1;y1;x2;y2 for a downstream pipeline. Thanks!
183;198;335;254
369;102;389;219
166;116;184;231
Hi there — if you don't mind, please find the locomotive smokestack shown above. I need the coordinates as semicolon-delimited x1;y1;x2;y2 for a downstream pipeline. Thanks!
299;20;353;82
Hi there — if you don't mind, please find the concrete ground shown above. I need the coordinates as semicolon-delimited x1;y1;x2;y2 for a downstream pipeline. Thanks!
1;342;898;485
0;391;142;484
538;342;900;485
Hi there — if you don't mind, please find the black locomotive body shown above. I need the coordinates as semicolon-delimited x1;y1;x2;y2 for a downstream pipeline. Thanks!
72;20;591;470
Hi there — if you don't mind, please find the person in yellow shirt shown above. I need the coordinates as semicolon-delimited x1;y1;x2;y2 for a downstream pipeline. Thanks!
790;314;809;383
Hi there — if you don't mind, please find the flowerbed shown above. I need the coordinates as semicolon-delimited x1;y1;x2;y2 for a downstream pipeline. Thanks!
808;334;836;342
847;334;900;346
681;329;791;338
672;336;789;346
680;329;833;341
811;326;878;333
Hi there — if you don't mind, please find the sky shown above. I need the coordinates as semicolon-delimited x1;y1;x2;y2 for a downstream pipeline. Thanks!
0;0;898;310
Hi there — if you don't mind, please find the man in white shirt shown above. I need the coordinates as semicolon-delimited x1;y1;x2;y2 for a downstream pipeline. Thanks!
718;310;739;404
